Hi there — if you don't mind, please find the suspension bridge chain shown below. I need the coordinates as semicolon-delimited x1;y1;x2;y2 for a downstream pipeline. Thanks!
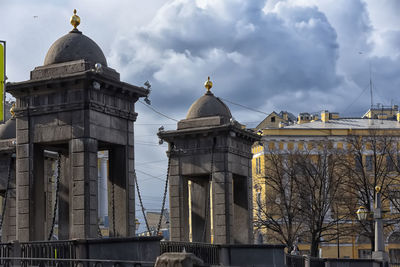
156;156;171;235
134;171;151;234
0;155;14;230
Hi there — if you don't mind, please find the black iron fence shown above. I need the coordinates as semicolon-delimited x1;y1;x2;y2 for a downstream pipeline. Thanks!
160;241;220;265
0;257;154;267
286;254;304;267
20;240;76;259
0;242;12;265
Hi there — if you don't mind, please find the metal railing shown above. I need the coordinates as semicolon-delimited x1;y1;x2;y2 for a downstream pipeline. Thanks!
0;257;154;267
285;254;305;267
20;240;76;260
309;257;325;267
0;243;12;265
160;241;220;265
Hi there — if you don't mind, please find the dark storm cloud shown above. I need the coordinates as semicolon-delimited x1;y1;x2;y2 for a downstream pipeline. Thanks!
108;0;343;118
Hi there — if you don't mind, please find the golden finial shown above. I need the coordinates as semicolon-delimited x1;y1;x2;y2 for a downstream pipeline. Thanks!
70;9;81;29
375;185;381;193
204;76;213;92
10;103;15;118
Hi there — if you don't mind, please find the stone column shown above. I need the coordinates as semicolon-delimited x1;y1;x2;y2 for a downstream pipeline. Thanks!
15;117;31;241
70;138;98;239
108;145;135;237
169;156;189;241
212;171;233;244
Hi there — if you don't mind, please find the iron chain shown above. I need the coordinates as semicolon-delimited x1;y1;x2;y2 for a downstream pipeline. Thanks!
135;171;151;234
156;156;171;235
0;156;14;231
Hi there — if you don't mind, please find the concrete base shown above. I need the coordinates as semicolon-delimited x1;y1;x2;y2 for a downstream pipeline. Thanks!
372;250;389;263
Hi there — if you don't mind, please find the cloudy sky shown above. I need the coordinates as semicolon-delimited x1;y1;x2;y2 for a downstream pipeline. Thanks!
2;0;400;231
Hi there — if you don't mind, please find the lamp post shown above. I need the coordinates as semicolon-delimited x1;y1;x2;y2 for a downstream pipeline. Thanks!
356;186;388;263
135;219;140;235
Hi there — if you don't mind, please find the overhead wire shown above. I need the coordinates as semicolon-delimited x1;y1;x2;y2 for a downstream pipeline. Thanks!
138;100;178;122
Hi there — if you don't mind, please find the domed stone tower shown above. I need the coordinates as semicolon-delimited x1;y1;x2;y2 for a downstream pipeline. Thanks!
6;10;149;241
159;77;259;244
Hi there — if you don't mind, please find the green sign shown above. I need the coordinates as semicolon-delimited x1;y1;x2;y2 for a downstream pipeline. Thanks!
0;43;4;122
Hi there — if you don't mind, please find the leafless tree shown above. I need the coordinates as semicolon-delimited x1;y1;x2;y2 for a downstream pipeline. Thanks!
254;141;349;256
292;141;349;257
343;130;400;250
253;148;304;252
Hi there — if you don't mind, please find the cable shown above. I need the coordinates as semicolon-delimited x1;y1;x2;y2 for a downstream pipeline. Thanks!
219;97;269;115
138;100;178;122
136;169;165;182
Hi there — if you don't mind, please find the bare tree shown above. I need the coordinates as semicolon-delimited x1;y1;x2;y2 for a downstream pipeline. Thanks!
254;141;348;256
343;130;400;251
293;141;349;257
253;148;304;252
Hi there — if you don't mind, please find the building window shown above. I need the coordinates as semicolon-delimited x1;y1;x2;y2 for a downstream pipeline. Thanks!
355;155;362;172
390;249;400;263
366;155;373;171
390;189;400;214
387;155;395;172
271;116;275;122
255;157;261;174
358;249;372;259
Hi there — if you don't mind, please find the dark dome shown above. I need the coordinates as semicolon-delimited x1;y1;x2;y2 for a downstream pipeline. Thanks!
186;91;232;120
0;118;16;140
44;29;107;66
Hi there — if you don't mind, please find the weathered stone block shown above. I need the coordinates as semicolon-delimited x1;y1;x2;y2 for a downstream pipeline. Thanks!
17;228;30;242
70;139;84;152
17;186;29;200
33;114;58;127
110;116;126;130
18;214;30;228
16;145;29;158
16;118;28;130
90;196;97;210
73;195;85;209
17;171;29;186
17;200;29;214
90;211;98;225
73;166;85;181
89;180;97;195
73;210;85;225
90;110;111;128
72;152;84;167
72;181;85;195
16;130;29;144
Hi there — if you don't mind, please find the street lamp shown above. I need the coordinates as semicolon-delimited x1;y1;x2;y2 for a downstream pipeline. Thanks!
135;219;140;235
356;186;388;263
356;206;368;221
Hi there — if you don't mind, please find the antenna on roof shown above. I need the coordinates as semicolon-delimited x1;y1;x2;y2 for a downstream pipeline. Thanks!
369;61;373;110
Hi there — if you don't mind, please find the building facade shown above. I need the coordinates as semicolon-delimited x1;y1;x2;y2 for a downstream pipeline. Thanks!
253;109;400;260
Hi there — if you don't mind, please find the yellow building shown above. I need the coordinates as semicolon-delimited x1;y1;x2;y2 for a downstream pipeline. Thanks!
252;109;400;260
256;111;296;129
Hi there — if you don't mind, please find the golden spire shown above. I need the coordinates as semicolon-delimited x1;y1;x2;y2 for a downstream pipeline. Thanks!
70;9;81;29
204;76;213;92
10;103;15;118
